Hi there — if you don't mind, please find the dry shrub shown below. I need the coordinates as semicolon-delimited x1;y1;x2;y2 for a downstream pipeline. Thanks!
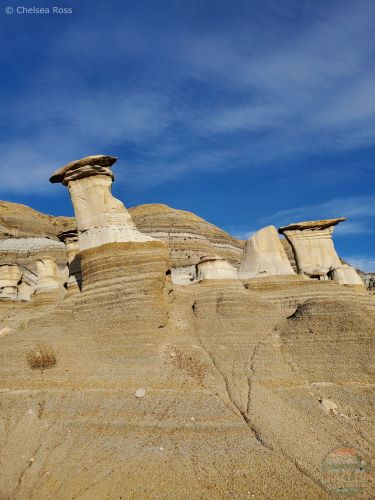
26;343;56;370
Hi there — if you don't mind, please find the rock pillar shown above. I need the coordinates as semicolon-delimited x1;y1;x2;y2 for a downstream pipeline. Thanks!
278;218;364;288
58;230;82;291
238;225;295;279
50;155;170;327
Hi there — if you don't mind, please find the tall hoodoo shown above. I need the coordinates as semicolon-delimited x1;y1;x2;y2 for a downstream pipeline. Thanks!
50;155;170;326
50;155;154;251
278;218;364;287
238;225;295;279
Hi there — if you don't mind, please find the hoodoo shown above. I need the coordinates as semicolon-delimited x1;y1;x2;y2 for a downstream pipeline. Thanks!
238;225;295;279
278;218;364;288
50;155;170;326
50;155;154;251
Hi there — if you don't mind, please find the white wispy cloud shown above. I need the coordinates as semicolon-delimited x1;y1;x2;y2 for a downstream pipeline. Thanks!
0;0;375;197
343;256;375;273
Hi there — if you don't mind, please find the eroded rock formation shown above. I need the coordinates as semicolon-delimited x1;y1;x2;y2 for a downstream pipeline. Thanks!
50;155;153;251
34;258;63;295
238;225;295;279
0;156;374;498
196;258;238;281
50;155;170;327
279;218;364;288
58;230;82;291
0;264;22;300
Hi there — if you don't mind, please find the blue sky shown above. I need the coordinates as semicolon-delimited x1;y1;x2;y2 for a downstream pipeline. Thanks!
0;0;374;270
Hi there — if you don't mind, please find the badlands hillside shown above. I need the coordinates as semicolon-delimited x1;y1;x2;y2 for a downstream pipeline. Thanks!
0;155;374;499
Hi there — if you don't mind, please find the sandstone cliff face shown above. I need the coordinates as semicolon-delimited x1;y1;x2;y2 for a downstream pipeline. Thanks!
0;201;72;239
129;203;244;267
0;182;374;498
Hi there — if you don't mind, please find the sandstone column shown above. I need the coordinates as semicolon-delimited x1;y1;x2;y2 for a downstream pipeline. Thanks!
58;230;82;292
50;155;153;251
278;218;364;288
238;225;295;279
0;264;22;300
50;155;170;327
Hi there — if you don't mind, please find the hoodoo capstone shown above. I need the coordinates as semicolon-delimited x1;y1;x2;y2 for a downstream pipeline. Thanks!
238;225;295;279
50;155;170;326
278;218;364;288
50;155;154;251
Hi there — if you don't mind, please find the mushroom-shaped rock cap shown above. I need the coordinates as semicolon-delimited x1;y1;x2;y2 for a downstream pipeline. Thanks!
278;217;346;234
50;155;117;184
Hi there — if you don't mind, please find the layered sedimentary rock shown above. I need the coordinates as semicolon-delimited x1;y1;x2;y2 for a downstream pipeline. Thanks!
279;218;364;288
238;225;295;279
50;155;170;326
129;204;243;267
58;230;82;292
1;174;375;498
0;200;72;239
196;258;238;281
0;264;22;300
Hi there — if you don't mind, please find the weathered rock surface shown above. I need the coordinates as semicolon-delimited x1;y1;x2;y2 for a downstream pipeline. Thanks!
129;203;244;268
358;271;375;294
0;156;374;498
196;258;239;281
50;156;153;251
0;264;22;300
279;218;365;288
238;225;295;279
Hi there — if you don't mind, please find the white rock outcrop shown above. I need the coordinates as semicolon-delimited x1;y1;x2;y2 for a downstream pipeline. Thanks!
58;230;82;290
171;265;196;285
196;259;238;281
238;225;295;279
50;155;154;251
0;264;22;300
34;258;63;295
333;265;365;287
278;218;364;287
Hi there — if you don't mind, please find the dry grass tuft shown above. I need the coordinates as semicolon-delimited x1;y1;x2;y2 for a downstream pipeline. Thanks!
26;343;56;370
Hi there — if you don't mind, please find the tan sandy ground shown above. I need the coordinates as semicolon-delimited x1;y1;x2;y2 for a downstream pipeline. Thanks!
0;248;374;499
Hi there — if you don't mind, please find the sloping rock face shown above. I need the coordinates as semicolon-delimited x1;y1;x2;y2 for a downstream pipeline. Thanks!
0;157;374;498
0;200;72;239
129;204;244;267
0;270;374;498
